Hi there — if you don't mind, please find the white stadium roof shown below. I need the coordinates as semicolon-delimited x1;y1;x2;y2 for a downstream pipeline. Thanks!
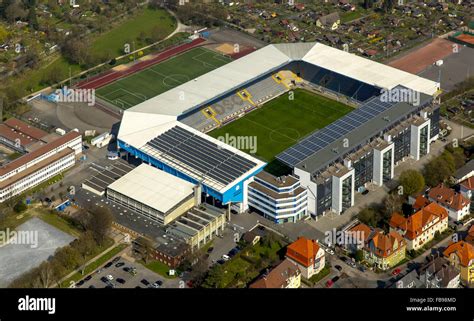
107;163;195;214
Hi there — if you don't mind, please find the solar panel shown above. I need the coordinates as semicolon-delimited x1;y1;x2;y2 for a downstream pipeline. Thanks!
145;126;257;186
276;95;400;168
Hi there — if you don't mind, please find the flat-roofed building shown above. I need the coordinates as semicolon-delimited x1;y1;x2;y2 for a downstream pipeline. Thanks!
166;205;227;250
106;164;197;225
248;171;308;224
0;130;81;202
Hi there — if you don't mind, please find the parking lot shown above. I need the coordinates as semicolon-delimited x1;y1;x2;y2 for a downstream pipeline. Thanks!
74;254;183;289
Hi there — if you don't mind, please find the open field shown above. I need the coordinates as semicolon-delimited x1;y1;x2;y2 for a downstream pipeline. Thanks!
90;8;176;57
209;89;354;165
96;47;232;109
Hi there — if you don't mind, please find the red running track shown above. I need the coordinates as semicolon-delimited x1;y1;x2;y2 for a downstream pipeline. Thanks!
76;38;206;90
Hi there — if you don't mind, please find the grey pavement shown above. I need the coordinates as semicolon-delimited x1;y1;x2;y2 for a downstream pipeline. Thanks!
0;217;75;287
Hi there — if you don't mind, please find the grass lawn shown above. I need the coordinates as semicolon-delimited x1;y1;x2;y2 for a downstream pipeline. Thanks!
35;209;82;238
90;8;176;57
203;234;287;288
96;47;231;109
209;89;354;163
60;242;126;288
142;260;177;279
4;8;176;95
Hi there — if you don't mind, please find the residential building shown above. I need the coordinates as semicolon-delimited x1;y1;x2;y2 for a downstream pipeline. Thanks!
249;259;301;288
466;225;474;244
286;237;325;279
247;171;308;224
316;12;340;30
364;230;406;271
389;202;449;251
393;270;424;288
343;222;374;253
459;176;474;207
428;184;470;221
419;257;460;288
454;159;474;183
443;241;474;286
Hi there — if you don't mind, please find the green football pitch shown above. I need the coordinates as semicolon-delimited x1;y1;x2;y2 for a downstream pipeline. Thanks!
209;89;353;172
96;47;231;109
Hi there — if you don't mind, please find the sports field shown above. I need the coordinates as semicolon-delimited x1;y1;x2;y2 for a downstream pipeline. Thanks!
209;89;353;166
96;47;232;109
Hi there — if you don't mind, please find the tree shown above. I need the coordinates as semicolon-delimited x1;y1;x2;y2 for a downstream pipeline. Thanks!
85;206;113;245
13;200;27;213
73;232;97;275
354;250;364;262
383;194;403;219
4;1;27;23
423;153;455;187
35;262;55;288
399;170;425;196
358;207;378;227
135;236;154;264
0;25;9;43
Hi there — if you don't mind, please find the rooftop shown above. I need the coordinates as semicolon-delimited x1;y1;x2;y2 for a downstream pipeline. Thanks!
443;241;474;267
428;184;469;211
107;163;196;214
286;237;321;268
249;259;300;288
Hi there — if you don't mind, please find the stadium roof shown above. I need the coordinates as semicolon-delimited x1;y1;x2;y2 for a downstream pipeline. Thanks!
120;42;438;122
120;121;266;192
277;88;433;174
107;163;195;214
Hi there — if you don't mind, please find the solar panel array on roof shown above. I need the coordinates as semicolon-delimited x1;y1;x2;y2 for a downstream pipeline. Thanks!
276;95;396;167
146;126;256;186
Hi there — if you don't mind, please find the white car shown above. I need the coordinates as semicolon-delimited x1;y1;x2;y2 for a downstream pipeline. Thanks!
106;275;114;281
222;254;231;261
325;248;335;255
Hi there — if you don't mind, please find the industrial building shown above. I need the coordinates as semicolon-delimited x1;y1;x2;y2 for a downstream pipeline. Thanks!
106;164;197;225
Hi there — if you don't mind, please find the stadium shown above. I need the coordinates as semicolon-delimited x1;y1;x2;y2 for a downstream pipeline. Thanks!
117;42;441;221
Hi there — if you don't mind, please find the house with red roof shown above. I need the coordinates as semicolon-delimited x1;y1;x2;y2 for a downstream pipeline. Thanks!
285;237;325;279
443;241;474;286
249;259;301;289
389;202;448;251
363;230;406;271
428;184;470;222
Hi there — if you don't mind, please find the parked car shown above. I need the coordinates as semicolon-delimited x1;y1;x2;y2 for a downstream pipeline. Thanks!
334;265;343;272
222;254;231;261
325;248;335;255
106;275;114;281
155;280;163;286
115;262;125;268
100;277;108;283
392;268;401;276
123;267;130;272
112;257;121;263
104;262;113;268
326;279;334;288
141;279;150;286
207;247;214;253
217;259;225;265
116;278;126;284
84;275;92;282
